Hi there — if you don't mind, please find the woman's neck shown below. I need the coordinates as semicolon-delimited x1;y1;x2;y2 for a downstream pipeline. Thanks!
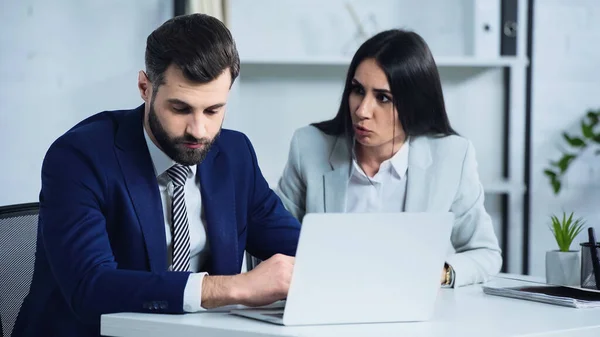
355;136;405;177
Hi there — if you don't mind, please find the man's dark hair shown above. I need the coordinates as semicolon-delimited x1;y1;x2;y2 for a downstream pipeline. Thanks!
145;13;240;92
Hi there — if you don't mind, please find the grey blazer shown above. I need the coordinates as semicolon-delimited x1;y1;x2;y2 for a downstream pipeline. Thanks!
276;126;502;287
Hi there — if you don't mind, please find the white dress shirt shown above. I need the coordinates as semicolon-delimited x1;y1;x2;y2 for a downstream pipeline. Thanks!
345;141;409;213
144;129;208;312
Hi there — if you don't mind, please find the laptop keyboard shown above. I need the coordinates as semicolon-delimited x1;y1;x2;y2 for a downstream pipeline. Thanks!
264;312;284;319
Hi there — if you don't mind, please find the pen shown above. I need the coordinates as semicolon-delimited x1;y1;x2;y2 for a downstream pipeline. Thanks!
587;227;600;290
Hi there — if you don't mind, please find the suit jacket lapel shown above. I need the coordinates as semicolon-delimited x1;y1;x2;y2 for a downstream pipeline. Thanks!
198;141;239;275
324;136;351;213
115;105;167;272
405;137;433;212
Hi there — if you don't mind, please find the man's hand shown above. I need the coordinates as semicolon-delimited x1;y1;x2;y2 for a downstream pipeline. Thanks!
236;253;294;307
200;254;294;309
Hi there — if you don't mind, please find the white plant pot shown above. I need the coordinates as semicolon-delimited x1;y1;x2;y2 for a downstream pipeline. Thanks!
545;250;581;286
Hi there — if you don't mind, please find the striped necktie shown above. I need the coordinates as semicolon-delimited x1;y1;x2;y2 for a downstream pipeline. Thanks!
167;164;191;272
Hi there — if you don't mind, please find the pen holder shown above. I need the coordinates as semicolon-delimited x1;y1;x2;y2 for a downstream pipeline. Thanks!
580;242;600;290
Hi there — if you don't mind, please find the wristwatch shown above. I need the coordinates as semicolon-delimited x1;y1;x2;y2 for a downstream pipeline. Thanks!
444;264;454;286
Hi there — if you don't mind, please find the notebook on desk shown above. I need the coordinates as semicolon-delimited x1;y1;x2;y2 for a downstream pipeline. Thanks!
483;284;600;308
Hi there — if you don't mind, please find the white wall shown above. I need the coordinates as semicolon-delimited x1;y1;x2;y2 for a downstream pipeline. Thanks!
0;0;172;206
230;0;475;60
529;0;600;276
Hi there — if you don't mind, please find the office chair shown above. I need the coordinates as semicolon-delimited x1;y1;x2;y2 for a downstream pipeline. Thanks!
0;203;39;337
245;252;262;272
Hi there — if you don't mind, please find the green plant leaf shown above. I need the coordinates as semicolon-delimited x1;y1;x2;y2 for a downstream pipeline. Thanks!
562;132;586;147
549;212;586;252
588;111;599;126
557;154;576;173
582;120;594;139
551;178;561;194
546;109;600;194
562;212;569;249
569;137;585;147
567;217;585;243
550;215;566;251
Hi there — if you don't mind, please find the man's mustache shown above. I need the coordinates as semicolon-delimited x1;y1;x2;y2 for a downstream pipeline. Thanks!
175;135;211;145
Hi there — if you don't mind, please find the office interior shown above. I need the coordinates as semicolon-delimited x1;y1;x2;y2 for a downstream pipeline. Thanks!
1;0;599;280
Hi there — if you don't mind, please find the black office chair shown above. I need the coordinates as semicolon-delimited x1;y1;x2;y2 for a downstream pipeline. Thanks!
0;203;39;337
245;252;262;272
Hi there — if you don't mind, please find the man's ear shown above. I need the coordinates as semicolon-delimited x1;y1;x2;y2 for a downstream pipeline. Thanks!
138;71;152;102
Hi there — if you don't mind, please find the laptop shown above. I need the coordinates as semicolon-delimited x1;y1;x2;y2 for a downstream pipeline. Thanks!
230;212;454;326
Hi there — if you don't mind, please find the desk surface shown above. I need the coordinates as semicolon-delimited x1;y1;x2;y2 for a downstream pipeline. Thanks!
101;274;600;337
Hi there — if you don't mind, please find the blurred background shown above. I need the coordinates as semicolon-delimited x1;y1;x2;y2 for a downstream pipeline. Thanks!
1;0;599;278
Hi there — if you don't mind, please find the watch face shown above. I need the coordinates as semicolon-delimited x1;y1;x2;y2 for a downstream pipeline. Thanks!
445;269;452;285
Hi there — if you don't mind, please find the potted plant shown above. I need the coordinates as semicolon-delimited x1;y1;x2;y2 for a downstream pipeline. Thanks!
546;212;585;286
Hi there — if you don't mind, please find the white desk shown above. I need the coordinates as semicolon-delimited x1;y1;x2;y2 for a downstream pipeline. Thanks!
101;275;600;337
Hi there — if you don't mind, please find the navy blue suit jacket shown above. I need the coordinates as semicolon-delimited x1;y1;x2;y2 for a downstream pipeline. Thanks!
12;105;301;337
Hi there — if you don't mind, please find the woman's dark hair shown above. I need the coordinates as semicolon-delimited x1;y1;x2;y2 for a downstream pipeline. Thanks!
312;29;457;138
145;13;240;92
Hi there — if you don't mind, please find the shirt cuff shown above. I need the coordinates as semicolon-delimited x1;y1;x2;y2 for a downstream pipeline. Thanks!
183;272;208;312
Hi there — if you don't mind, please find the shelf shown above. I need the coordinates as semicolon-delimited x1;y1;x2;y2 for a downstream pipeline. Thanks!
436;56;528;67
240;56;528;68
482;180;526;195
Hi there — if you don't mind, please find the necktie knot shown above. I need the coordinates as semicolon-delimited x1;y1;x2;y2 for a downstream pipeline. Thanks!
167;164;191;187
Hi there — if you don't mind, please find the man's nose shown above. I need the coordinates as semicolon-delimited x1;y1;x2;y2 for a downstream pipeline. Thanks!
186;113;208;139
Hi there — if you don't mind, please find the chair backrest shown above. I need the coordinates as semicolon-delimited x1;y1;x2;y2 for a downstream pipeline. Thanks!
0;203;39;337
245;252;262;272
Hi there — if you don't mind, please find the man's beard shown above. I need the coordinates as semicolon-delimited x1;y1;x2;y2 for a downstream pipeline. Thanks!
148;102;219;166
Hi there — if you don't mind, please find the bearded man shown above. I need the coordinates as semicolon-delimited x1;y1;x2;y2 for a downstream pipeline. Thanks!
13;13;299;337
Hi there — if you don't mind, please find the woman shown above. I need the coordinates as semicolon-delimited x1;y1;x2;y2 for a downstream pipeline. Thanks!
276;29;502;287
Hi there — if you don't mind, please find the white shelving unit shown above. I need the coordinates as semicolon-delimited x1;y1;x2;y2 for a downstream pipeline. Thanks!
226;0;531;275
241;56;529;68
